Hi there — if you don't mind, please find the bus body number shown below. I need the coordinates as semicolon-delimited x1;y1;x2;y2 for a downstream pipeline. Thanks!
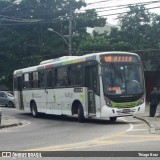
65;93;74;98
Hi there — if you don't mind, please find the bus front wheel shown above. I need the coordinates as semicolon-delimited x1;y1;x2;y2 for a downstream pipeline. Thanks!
78;104;85;123
109;117;117;122
31;102;39;118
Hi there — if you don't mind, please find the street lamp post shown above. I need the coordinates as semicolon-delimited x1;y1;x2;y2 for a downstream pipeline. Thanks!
47;28;72;56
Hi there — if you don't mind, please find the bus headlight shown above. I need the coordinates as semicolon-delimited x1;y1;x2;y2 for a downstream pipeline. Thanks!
138;96;144;105
105;97;112;107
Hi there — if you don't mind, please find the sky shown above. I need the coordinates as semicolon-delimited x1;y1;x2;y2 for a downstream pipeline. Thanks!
83;0;160;25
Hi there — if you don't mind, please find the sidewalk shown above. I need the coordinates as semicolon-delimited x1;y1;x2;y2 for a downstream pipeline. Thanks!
134;104;160;134
0;116;22;129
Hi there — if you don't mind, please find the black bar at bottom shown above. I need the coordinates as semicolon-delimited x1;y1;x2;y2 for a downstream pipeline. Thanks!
0;151;160;157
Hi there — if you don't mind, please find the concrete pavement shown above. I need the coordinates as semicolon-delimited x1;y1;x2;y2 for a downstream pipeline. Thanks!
0;115;22;129
0;104;160;134
0;107;22;129
134;104;160;134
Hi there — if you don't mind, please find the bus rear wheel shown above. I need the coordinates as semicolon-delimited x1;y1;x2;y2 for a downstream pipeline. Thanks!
109;117;117;122
78;104;85;123
31;102;39;118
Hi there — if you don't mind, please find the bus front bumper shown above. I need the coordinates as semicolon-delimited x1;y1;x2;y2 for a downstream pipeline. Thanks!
101;104;145;118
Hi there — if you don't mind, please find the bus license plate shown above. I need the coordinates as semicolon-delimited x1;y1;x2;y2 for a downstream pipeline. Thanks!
122;109;130;113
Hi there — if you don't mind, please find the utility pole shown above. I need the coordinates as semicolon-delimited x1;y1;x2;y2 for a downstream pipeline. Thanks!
68;10;73;56
48;9;74;56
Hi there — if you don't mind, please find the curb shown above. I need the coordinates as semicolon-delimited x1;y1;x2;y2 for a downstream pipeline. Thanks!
133;115;156;134
0;122;22;129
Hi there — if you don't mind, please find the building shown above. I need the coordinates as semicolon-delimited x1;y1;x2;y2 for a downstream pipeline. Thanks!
94;23;119;34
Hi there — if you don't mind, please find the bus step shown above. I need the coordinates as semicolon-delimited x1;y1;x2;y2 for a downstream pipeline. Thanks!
88;113;96;117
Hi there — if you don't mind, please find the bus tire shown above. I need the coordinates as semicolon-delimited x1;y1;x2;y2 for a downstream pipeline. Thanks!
31;102;39;118
78;104;85;123
109;117;117;122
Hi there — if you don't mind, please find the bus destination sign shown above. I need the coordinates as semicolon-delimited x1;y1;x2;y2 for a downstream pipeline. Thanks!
104;55;138;63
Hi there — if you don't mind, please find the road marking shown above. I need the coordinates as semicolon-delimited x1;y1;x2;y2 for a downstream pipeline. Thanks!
133;124;146;126
117;134;160;138
125;123;134;132
24;117;160;151
26;140;120;151
24;118;134;151
128;129;148;131
26;133;160;151
119;118;134;132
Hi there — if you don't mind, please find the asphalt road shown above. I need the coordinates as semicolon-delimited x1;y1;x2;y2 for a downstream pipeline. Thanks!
1;107;160;160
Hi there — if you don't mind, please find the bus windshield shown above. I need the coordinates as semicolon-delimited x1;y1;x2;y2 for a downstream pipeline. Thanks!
102;63;144;95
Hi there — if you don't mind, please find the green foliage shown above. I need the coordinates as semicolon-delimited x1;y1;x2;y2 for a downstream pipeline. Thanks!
77;4;160;71
77;31;109;55
0;0;106;89
118;5;152;49
1;2;160;89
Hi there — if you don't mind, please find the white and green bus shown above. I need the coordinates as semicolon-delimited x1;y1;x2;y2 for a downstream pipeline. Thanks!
13;52;145;122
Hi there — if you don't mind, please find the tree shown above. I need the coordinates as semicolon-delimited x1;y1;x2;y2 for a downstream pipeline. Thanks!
110;5;160;71
149;14;160;48
0;0;106;89
109;27;134;51
76;31;109;55
0;0;106;57
118;4;152;49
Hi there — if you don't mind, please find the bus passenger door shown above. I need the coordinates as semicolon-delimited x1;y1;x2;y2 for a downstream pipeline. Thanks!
85;65;97;115
16;76;24;110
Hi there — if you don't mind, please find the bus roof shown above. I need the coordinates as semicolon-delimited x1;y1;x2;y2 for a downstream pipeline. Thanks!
14;51;139;75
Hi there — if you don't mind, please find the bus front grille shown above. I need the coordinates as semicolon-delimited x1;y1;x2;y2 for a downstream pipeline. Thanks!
107;94;143;103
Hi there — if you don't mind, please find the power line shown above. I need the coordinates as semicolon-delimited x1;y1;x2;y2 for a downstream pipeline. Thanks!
99;5;160;17
87;0;114;6
95;1;160;13
0;15;69;25
87;0;160;7
0;1;159;25
81;0;160;11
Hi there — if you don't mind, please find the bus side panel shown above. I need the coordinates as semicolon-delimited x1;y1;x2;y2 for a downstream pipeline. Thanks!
70;87;87;117
47;88;63;115
22;89;47;113
53;87;87;116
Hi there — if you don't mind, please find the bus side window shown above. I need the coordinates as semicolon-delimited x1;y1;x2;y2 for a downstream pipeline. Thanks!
23;73;29;88
33;72;39;88
46;69;53;88
55;68;58;86
39;70;45;88
70;64;82;86
29;73;33;88
55;67;68;87
68;66;72;86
